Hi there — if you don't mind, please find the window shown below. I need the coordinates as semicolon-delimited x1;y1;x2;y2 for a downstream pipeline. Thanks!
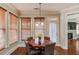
9;13;18;45
21;17;31;40
34;17;45;38
0;7;6;50
49;22;57;42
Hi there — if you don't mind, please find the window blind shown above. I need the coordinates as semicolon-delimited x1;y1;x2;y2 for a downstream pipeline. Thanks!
0;7;6;50
21;17;31;40
9;13;18;45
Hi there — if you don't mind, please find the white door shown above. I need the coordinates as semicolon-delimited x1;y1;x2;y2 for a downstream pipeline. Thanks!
49;22;57;43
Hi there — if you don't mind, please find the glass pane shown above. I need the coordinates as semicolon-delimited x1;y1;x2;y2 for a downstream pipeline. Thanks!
9;13;18;44
0;8;6;50
49;22;57;42
10;13;17;29
21;17;31;40
9;30;18;45
0;30;5;50
21;29;31;40
34;17;44;38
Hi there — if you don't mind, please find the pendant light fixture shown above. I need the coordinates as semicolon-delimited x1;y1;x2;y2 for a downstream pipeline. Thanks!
39;3;44;26
35;3;44;27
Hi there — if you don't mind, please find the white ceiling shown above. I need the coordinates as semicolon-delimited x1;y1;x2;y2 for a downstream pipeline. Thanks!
11;3;79;15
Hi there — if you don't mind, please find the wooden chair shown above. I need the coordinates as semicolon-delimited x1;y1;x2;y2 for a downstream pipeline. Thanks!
44;37;50;40
43;43;56;55
25;42;39;55
25;42;31;55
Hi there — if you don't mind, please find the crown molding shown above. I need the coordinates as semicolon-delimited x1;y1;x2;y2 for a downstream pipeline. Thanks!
60;5;79;13
20;10;60;16
0;4;19;16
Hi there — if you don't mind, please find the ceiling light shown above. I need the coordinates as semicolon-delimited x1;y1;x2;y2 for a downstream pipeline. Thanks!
36;23;39;27
41;22;44;26
35;3;44;26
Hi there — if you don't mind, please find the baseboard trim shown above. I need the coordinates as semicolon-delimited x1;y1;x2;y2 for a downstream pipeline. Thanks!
55;46;68;51
6;45;18;55
0;42;19;55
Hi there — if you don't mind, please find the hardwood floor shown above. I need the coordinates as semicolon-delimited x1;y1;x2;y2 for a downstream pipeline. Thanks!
55;46;67;55
11;47;27;55
68;39;79;55
11;46;67;55
11;40;79;55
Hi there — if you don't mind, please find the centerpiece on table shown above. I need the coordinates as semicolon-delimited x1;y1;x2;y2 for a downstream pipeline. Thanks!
38;33;42;45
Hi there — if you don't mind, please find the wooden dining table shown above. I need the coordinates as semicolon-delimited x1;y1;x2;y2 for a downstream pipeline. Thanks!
33;45;45;54
34;45;45;48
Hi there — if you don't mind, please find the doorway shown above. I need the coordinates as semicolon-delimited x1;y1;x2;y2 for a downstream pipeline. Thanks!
49;22;57;43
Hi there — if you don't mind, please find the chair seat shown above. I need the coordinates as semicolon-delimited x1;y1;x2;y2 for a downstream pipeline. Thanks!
31;50;40;54
43;43;56;55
